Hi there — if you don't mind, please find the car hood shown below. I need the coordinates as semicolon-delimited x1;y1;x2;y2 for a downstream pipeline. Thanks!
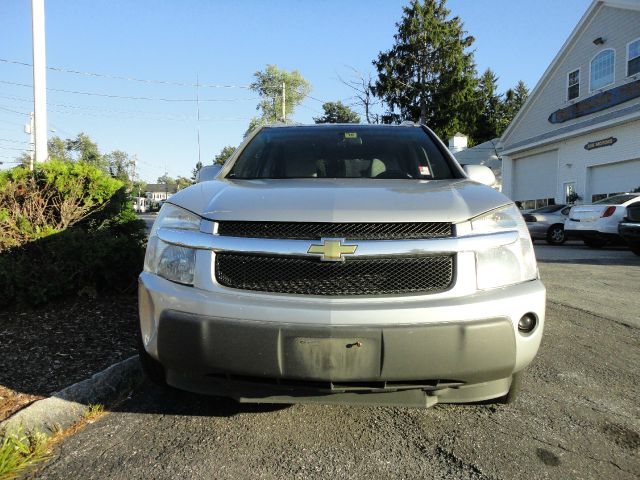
168;178;511;224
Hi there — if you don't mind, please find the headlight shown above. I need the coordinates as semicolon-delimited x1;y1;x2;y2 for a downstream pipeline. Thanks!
471;204;537;290
144;204;200;285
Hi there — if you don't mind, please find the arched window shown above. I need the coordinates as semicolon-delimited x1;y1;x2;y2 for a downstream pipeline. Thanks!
590;49;615;91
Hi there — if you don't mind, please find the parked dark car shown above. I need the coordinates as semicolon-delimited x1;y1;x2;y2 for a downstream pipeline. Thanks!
619;203;640;256
523;204;570;245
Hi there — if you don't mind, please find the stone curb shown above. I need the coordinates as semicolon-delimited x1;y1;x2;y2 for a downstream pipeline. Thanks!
0;355;144;436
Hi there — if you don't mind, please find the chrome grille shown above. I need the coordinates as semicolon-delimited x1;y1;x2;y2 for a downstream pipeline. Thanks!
216;221;453;240
215;253;455;296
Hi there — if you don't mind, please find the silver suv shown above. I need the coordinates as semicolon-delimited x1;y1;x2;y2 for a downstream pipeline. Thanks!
139;124;545;408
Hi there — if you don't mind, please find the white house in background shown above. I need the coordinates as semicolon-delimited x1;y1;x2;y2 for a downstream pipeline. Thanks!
449;135;503;191
145;183;177;204
499;0;640;211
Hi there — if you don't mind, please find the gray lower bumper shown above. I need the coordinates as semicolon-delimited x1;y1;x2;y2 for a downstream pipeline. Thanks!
158;310;516;388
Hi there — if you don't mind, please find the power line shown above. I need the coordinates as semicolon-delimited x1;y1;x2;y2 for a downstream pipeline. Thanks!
0;94;253;122
0;57;251;89
0;105;30;116
0;137;28;144
0;80;257;103
0;145;32;151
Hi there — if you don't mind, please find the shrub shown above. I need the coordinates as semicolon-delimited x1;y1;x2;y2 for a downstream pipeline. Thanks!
0;222;146;307
0;159;122;251
0;160;146;308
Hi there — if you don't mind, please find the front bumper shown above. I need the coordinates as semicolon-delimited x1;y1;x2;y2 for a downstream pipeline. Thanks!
526;223;550;239
619;222;640;244
139;272;545;406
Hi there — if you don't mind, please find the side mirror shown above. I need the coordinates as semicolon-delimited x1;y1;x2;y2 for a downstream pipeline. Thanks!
463;165;496;187
195;164;222;183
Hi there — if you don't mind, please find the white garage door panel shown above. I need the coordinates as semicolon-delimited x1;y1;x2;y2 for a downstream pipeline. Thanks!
512;150;558;200
589;159;640;196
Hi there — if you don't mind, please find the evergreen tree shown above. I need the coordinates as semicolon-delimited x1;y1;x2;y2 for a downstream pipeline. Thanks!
501;80;529;134
473;68;503;143
372;0;477;139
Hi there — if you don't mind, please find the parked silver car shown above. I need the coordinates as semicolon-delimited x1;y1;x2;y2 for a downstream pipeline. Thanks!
523;204;570;245
139;124;545;408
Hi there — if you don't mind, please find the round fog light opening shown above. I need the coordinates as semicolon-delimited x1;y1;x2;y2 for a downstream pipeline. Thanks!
518;313;537;333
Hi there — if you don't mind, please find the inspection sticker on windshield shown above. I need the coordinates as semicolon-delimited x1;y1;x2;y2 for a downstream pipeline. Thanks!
419;165;431;176
344;132;358;139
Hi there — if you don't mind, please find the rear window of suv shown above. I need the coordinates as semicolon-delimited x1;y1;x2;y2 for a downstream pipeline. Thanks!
227;125;460;180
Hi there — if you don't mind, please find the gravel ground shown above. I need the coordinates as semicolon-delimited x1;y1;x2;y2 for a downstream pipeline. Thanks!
28;253;640;480
0;294;138;421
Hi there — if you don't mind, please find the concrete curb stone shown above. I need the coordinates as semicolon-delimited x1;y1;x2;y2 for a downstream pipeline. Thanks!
0;355;143;436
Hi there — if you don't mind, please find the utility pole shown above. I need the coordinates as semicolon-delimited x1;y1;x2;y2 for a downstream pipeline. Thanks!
196;74;201;165
282;80;286;122
25;112;35;171
31;0;48;163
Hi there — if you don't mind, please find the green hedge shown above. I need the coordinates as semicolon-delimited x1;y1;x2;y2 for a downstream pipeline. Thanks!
0;160;146;308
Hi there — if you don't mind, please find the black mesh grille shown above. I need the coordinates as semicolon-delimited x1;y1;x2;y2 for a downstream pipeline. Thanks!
627;205;640;222
217;221;452;240
215;253;455;296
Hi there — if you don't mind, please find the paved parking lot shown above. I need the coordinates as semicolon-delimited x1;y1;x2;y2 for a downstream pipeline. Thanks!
32;242;640;480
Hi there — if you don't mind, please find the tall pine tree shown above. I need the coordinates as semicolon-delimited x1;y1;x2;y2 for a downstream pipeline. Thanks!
474;68;503;144
501;80;529;134
372;0;477;139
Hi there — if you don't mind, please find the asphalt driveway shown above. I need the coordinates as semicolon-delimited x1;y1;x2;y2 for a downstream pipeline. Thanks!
29;243;640;480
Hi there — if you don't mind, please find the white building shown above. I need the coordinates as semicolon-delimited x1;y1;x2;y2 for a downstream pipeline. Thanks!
500;0;640;210
145;183;177;204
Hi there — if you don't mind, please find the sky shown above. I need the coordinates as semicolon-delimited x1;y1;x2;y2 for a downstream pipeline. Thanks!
0;0;591;182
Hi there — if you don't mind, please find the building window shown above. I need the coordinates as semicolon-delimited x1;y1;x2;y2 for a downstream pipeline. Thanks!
517;198;555;210
590;49;615;91
567;69;580;100
628;38;640;76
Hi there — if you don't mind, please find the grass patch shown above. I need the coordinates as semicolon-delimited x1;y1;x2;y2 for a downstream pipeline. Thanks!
0;404;108;478
82;404;105;422
0;429;50;480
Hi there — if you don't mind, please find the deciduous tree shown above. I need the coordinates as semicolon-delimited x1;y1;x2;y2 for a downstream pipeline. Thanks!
246;64;311;135
314;101;361;124
213;146;236;165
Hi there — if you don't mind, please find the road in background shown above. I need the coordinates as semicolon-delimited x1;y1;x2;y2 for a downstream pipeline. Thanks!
31;243;640;480
137;213;157;234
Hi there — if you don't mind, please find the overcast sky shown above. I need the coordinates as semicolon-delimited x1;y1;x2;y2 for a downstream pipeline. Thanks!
0;0;590;181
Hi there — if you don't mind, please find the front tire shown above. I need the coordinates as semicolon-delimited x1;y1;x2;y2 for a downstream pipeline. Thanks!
546;224;566;245
137;332;167;387
496;371;522;404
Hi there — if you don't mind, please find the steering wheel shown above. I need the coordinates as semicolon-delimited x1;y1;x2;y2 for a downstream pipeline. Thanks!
374;170;413;179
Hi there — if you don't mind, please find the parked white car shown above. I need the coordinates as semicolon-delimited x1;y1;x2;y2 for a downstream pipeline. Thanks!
565;193;640;248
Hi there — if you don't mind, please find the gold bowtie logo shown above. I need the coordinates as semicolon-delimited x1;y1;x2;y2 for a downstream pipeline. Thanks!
307;238;357;262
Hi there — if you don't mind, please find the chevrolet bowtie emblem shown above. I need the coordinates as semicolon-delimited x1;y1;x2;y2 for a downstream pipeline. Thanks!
307;238;357;262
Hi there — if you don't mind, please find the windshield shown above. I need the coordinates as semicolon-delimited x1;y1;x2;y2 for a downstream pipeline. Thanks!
593;194;639;205
227;126;459;180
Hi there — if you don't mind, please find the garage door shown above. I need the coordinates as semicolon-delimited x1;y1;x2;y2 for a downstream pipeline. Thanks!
588;159;640;198
512;150;558;201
